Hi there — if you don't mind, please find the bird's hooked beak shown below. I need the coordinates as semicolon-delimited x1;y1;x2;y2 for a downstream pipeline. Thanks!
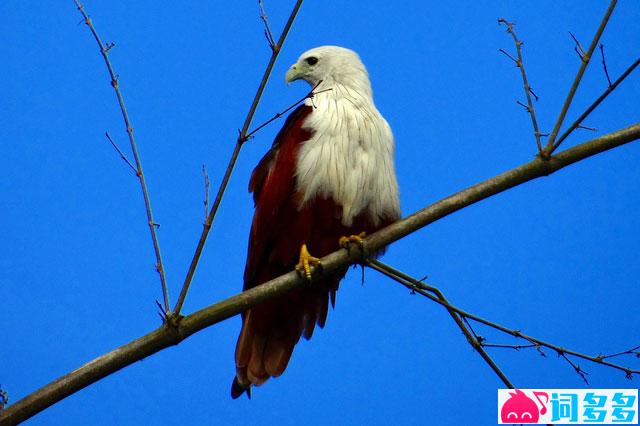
285;64;303;84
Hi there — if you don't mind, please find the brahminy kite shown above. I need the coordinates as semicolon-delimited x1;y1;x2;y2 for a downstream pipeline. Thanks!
231;45;401;398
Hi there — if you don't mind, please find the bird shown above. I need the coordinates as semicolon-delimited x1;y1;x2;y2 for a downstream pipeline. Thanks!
231;45;401;398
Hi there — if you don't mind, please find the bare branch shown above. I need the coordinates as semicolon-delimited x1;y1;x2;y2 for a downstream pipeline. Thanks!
367;259;515;388
552;57;639;151
543;0;618;156
171;0;305;317
74;0;171;312
498;18;544;152
155;300;168;323
258;0;277;52
462;316;484;343
599;43;613;86
516;100;530;111
597;345;640;361
202;164;210;222
367;259;639;383
559;351;590;384
498;48;518;65
569;31;586;60
482;343;540;351
245;80;328;140
104;132;137;174
576;124;597;131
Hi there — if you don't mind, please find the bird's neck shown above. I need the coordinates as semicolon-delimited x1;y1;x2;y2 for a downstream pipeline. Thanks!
308;78;374;109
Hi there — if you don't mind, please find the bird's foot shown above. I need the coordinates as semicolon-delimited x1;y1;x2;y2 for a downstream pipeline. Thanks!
295;243;321;281
339;232;367;252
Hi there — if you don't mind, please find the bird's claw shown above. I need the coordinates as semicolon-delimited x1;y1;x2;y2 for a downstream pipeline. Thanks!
295;243;321;281
339;232;367;252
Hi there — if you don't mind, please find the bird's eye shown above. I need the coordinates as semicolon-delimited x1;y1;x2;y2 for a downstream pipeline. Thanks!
305;56;318;66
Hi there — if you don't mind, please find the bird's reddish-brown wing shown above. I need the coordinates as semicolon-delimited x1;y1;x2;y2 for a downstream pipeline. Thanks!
243;104;314;291
232;105;315;398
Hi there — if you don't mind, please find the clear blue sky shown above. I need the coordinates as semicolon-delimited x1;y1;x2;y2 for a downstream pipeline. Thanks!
2;1;639;425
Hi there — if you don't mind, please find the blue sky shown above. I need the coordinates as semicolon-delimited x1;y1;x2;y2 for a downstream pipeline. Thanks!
1;1;639;425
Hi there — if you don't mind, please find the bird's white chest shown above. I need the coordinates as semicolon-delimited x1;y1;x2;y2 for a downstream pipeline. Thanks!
294;95;399;226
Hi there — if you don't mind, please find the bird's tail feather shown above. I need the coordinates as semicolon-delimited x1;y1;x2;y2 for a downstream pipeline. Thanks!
232;307;298;397
230;376;251;399
231;277;342;399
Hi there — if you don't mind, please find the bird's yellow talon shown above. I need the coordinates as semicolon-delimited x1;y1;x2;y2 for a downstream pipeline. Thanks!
295;243;321;280
339;232;367;250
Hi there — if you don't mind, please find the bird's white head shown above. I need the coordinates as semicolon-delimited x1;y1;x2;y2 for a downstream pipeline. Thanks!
285;46;372;97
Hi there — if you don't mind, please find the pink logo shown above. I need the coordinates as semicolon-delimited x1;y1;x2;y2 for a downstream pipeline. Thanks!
500;389;548;423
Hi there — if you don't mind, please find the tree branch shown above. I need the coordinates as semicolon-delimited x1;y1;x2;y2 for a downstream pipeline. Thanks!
366;259;515;388
258;0;277;52
245;80;328;140
104;132;137;174
544;0;618;156
74;0;171;312
498;18;545;152
3;122;638;424
599;43;613;87
552;57;639;151
202;164;210;221
366;259;639;383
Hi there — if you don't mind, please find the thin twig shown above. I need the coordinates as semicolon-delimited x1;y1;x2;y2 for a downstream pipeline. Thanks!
3;123;639;424
569;31;586;60
577;124;597;131
105;132;137;174
498;48;518;64
543;0;618;157
482;343;539;351
74;0;170;313
598;345;640;361
202;164;210;222
498;18;544;152
485;340;550;357
552;57;640;150
171;0;304;318
258;0;276;51
245;81;328;139
559;351;590;384
599;44;613;86
366;259;639;381
155;300;168;323
482;339;547;358
462;316;484;343
367;259;515;388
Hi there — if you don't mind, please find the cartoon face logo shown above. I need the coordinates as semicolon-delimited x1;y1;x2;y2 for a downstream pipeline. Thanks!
501;390;548;423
